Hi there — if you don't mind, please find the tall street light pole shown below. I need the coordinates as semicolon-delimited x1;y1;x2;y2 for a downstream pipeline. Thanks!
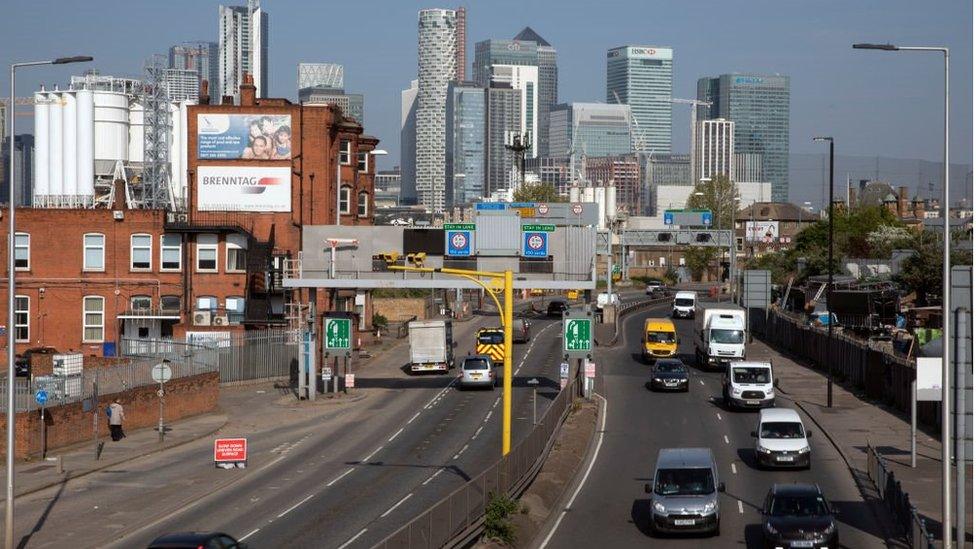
813;137;834;408
853;42;952;548
7;55;93;549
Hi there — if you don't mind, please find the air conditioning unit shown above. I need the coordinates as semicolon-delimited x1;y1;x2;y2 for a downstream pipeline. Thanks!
212;315;229;326
193;311;212;326
112;210;124;221
167;212;189;223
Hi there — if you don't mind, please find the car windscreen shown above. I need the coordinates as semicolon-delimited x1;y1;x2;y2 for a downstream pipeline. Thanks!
646;331;676;343
732;367;770;384
674;298;695;307
654;468;715;496
768;494;830;517
478;332;503;344
462;359;490;371
655;361;685;373
710;329;744;344
760;421;805;439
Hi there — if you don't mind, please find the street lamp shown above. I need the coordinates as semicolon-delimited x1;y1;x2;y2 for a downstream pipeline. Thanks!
7;54;93;549
853;42;953;548
813;137;834;410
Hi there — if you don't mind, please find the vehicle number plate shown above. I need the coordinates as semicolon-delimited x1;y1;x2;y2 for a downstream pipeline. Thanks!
746;400;760;405
776;455;794;462
471;374;482;379
791;541;815;548
673;519;696;526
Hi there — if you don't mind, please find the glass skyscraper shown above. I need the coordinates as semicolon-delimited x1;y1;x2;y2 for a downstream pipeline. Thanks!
549;102;632;165
605;45;673;154
446;81;485;207
514;28;557;158
416;8;459;212
697;73;791;201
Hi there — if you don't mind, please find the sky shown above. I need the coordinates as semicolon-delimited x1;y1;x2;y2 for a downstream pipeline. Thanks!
2;0;972;174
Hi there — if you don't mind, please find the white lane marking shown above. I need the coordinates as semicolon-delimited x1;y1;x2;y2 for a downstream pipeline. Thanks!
422;468;444;485
388;428;405;442
453;444;469;460
738;500;744;514
239;528;260;541
362;446;383;462
731;463;738;475
492;398;500;409
515;367;521;375
716;412;723;421
326;468;355;487
539;393;608;549
484;410;493;423
407;411;421;424
380;493;413;518
699;379;705;386
337;528;367;549
723;435;730;445
277;493;315;518
472;425;484;439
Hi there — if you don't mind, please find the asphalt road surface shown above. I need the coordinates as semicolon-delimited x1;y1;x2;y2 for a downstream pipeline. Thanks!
541;301;888;549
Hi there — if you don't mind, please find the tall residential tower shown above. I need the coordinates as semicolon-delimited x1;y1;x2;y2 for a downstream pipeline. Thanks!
169;41;219;102
218;0;269;100
606;45;673;154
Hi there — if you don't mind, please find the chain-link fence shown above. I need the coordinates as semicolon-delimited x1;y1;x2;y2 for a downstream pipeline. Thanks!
866;443;936;549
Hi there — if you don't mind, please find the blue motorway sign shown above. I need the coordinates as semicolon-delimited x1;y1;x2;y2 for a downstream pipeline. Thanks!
522;231;549;258
702;211;713;226
664;211;674;225
35;390;48;406
474;202;506;211
445;230;473;257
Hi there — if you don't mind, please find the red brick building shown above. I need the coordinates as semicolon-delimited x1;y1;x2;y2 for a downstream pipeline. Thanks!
0;77;378;359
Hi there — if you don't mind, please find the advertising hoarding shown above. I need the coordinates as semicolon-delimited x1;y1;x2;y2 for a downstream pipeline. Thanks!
197;113;292;160
745;221;780;242
197;166;292;212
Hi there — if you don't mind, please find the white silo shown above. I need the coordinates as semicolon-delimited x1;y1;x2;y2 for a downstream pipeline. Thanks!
128;100;145;164
169;101;190;207
62;91;78;203
33;90;50;202
93;91;129;177
48;91;64;198
76;89;95;200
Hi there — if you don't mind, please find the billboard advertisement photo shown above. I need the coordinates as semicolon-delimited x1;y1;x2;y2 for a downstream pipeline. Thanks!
197;113;292;160
745;220;780;242
197;166;292;212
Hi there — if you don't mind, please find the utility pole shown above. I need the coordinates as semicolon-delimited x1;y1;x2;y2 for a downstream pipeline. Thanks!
505;132;531;192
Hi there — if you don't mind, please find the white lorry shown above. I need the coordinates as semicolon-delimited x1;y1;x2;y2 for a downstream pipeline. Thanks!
694;303;747;370
408;320;455;373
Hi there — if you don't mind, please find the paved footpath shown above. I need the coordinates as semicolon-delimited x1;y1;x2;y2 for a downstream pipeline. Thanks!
749;335;973;548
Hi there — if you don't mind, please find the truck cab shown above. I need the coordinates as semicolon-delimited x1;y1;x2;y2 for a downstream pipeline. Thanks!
694;304;746;370
643;318;678;362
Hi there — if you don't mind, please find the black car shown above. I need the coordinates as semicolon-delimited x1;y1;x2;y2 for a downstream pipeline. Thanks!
546;300;569;318
761;484;839;549
148;531;247;549
647;358;689;392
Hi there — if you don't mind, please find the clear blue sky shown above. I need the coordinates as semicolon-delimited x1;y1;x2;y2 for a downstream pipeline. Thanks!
3;0;972;172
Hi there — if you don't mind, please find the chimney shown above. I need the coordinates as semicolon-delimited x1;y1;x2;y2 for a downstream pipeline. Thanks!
240;73;257;106
199;80;210;105
913;197;924;219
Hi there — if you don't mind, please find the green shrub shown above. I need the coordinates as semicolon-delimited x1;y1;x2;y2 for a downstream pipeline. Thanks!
484;492;520;545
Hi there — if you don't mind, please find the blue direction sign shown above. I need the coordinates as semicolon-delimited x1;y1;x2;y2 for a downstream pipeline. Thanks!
522;231;549;258
445;230;473;257
702;211;713;226
664;211;674;225
35;390;48;406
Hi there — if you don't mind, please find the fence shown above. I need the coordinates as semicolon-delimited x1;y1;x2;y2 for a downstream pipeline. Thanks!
373;378;580;548
866;444;936;549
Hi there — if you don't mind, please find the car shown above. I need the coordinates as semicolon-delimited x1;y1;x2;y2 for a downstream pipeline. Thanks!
645;447;724;537
722;361;776;410
752;408;812;469
760;483;839;549
458;355;495;390
147;531;248;548
546;300;569;318
647;358;689;392
645;280;666;296
513;317;532;343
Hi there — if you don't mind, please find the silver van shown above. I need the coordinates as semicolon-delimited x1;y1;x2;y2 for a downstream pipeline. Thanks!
644;447;724;536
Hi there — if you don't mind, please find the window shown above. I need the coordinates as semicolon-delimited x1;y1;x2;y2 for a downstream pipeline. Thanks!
14;296;28;342
131;234;152;271
130;295;152;312
225;296;245;324
357;191;369;217
160;234;182;271
339;139;351;164
83;296;104;342
83;233;105;271
357;151;368;171
196;296;217;311
160;295;181;313
339;186;352;214
196;234;218;272
14;233;29;271
226;234;248;272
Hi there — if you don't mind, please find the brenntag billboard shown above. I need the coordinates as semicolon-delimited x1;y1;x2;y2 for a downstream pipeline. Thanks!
197;113;292;160
197;166;292;212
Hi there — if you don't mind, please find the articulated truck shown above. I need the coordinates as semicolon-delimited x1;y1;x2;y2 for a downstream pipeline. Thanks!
693;303;746;370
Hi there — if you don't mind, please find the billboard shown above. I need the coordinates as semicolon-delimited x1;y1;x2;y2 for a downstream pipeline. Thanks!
197;166;292;212
197;113;292;160
745;221;780;242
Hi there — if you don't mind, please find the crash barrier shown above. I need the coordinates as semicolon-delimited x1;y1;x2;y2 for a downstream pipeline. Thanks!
866;444;936;549
606;294;675;346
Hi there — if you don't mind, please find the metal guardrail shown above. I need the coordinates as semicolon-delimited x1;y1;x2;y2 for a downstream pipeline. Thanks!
866;444;936;549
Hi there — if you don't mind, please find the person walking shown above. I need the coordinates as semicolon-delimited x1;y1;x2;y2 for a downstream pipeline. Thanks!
108;399;126;441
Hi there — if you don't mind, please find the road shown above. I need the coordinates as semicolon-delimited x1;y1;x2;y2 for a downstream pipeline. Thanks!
542;300;889;548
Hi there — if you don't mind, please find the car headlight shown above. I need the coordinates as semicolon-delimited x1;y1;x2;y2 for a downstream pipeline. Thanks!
653;501;667;514
702;501;716;513
653;377;662;382
821;522;836;534
758;446;772;454
731;388;742;395
764;521;778;534
799;445;811;453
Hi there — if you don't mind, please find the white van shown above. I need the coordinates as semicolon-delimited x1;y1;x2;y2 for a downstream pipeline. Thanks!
672;291;697;319
722;361;775;410
751;408;812;469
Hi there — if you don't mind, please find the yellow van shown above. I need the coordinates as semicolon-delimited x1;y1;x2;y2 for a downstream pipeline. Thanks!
642;318;678;362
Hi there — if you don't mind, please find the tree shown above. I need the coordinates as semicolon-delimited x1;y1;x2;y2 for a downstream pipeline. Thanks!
682;174;739;281
512;183;564;203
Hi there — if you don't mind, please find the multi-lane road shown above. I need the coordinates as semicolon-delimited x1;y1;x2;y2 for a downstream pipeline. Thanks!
541;300;889;548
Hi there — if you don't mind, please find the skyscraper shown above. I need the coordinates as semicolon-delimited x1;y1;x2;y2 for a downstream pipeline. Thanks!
697;73;791;201
218;0;268;100
400;79;419;206
446;81;485;207
485;82;522;196
161;68;201;102
548;102;632;167
513;27;557;158
606;45;673;154
169;41;218;102
297;63;344;90
472;39;537;88
490;65;539;158
415;8;460;212
696;118;735;184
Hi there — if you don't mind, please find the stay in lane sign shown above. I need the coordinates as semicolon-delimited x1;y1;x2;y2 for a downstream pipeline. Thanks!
445;229;473;256
522;231;548;257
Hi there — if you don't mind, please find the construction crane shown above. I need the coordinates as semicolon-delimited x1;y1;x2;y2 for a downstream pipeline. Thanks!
611;90;651;155
672;98;712;186
0;97;41;117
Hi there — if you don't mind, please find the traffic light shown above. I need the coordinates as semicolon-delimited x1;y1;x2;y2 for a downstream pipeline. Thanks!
382;252;401;264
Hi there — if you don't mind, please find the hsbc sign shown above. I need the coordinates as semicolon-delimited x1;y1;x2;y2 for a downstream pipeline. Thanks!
631;47;657;56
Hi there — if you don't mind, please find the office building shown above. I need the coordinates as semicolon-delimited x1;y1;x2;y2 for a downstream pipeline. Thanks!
647;154;691;216
446;81;485;207
169;41;219;103
606;45;673;153
415;8;460;212
299;87;364;125
297;63;343;90
549;102;632;166
161;68;201;102
696;118;734;183
400;79;418;205
514;27;557;158
218;0;269;100
733;153;763;183
490;65;539;157
485;83;522;196
697;73;790;201
472;39;537;87
1;134;34;207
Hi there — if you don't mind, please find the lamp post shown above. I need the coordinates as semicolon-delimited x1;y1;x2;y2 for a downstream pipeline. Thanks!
7;55;93;549
813;137;834;409
853;42;952;547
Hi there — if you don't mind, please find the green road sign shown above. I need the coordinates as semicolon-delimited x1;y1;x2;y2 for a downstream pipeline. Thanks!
443;223;475;230
563;318;592;352
521;224;556;232
325;318;351;350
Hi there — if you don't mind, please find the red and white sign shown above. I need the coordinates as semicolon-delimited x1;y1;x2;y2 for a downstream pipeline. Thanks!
527;234;545;251
345;374;356;388
214;438;247;463
537;203;550;216
571;203;583;216
584;361;596;378
451;232;468;249
197;166;292;212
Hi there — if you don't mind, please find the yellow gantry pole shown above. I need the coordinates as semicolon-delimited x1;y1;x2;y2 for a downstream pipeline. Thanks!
502;270;514;456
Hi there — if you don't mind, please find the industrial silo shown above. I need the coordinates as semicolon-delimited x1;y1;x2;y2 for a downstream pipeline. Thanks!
76;89;95;201
93;90;130;178
128;100;145;164
48;90;64;199
33;90;49;204
62;91;78;204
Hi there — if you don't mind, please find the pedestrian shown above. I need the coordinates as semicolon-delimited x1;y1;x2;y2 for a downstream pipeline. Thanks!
108;399;126;441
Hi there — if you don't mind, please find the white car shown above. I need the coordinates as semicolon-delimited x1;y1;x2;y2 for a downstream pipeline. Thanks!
751;408;812;469
458;355;495;390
